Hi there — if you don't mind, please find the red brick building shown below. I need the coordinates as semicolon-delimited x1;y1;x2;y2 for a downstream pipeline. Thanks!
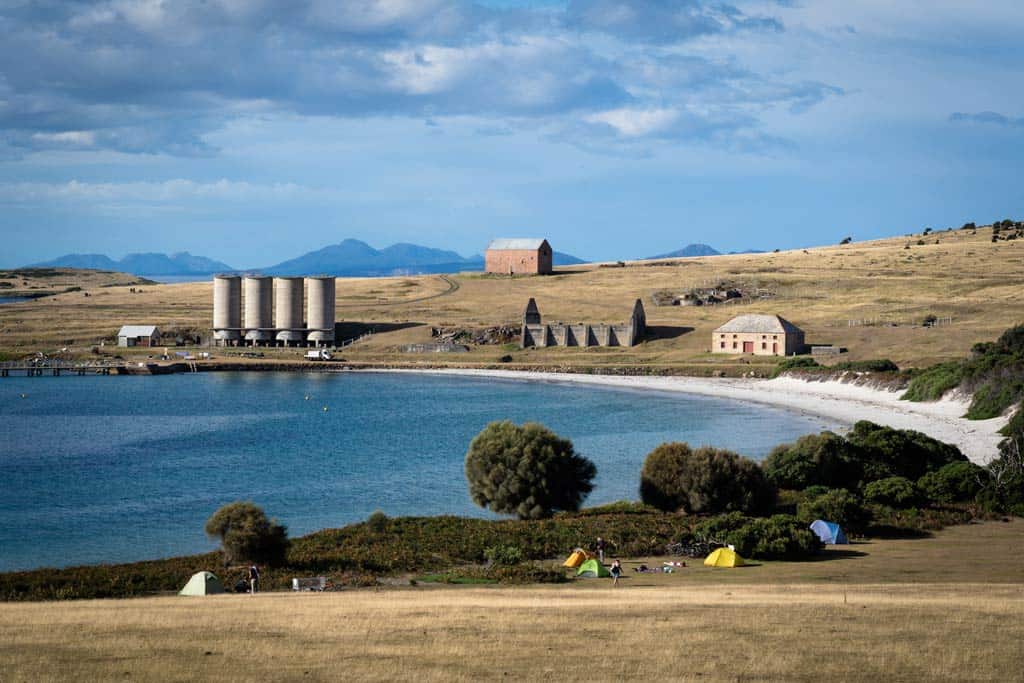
485;238;553;275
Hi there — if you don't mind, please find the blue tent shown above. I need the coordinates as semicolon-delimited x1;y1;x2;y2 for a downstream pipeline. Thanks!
810;519;848;545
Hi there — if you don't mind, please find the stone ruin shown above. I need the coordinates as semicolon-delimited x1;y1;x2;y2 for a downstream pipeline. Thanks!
521;298;647;348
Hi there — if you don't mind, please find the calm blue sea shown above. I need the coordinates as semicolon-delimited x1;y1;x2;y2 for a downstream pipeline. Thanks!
0;372;839;571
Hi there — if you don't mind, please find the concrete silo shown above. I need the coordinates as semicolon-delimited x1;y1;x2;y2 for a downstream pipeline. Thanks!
212;275;241;344
274;277;305;345
243;276;273;344
305;276;336;346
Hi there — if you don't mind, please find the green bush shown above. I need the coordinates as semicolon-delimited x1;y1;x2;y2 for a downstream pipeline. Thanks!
830;359;900;373
366;510;389;533
204;501;289;566
863;477;919;507
917;462;986;504
483;544;524;565
693;511;750;540
771;357;820;377
724;515;823;560
464;421;596;519
846;421;965;483
797;488;872;532
903;362;965;402
639;443;776;515
762;431;861;490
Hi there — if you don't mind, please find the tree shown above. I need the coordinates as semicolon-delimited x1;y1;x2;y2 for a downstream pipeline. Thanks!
845;421;965;483
464;421;596;520
762;431;861;490
205;501;289;566
917;461;986;504
797;488;872;532
863;476;919;507
639;443;776;515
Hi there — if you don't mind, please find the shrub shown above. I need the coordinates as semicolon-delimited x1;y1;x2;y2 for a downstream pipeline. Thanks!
863;477;919;507
725;515;823;560
204;501;289;566
366;510;389;533
845;421;965;483
693;511;750;541
797;488;872;532
483;544;524;565
762;431;861;490
639;443;776;515
771;357;820;377
978;427;1024;515
902;362;964;402
830;359;900;373
465;421;596;520
917;462;986;504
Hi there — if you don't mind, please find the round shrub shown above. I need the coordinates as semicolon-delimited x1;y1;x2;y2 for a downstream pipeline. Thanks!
205;501;289;566
639;443;776;515
917;461;986;504
465;421;596;520
762;431;861;490
797;488;871;532
724;514;823;560
846;421;965;483
863;476;919;508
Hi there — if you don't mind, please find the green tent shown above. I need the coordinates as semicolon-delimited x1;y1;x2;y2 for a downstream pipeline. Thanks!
576;559;611;578
179;571;225;596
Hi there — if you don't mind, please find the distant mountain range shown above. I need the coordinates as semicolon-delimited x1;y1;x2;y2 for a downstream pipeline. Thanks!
648;243;722;258
647;243;765;259
28;240;587;277
31;252;233;275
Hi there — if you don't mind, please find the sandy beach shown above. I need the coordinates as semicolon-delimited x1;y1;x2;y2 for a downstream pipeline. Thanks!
379;369;1009;464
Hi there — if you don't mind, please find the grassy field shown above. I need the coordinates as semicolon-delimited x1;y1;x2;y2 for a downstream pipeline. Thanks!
2;225;1022;371
1;520;1021;682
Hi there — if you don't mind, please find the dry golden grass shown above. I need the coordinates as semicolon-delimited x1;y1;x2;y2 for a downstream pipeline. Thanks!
1;584;1020;681
2;226;1023;370
2;520;1023;681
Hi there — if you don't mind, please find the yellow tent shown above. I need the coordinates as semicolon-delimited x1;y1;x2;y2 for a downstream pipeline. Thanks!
704;547;745;568
562;550;589;568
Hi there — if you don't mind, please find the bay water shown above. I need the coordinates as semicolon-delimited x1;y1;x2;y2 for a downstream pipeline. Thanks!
0;372;839;571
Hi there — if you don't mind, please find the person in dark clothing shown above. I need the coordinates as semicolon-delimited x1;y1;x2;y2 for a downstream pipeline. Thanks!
596;537;607;563
610;559;622;586
249;564;260;595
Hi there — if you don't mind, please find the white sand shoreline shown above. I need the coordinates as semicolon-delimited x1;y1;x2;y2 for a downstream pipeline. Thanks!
369;369;1008;464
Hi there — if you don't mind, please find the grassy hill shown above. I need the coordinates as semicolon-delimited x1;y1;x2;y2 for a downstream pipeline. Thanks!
1;225;1021;371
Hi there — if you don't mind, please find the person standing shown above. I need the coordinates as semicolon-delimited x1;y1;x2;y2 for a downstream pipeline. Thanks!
596;537;607;563
249;564;260;595
610;559;622;586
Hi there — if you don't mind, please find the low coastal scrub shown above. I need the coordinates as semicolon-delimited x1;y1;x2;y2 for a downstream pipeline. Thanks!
771;357;902;379
903;324;1024;420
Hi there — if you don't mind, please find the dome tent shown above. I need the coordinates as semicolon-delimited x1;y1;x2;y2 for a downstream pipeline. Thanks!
576;559;611;578
179;571;225;596
810;520;849;545
704;547;745;568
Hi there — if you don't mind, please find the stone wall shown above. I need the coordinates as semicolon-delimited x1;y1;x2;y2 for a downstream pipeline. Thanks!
520;298;646;348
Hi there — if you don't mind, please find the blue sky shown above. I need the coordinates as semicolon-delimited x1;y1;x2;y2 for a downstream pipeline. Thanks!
1;0;1022;268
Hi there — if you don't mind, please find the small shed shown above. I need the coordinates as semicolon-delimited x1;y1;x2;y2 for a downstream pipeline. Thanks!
117;325;161;347
712;314;804;356
485;238;553;275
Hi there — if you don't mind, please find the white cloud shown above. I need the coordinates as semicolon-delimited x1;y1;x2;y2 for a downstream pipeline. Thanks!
585;108;680;137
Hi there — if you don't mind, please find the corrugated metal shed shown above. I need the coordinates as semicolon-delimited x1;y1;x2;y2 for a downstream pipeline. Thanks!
117;325;160;337
487;238;548;251
714;315;802;334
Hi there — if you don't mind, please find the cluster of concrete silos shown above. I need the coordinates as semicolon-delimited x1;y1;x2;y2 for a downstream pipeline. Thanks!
212;275;336;347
